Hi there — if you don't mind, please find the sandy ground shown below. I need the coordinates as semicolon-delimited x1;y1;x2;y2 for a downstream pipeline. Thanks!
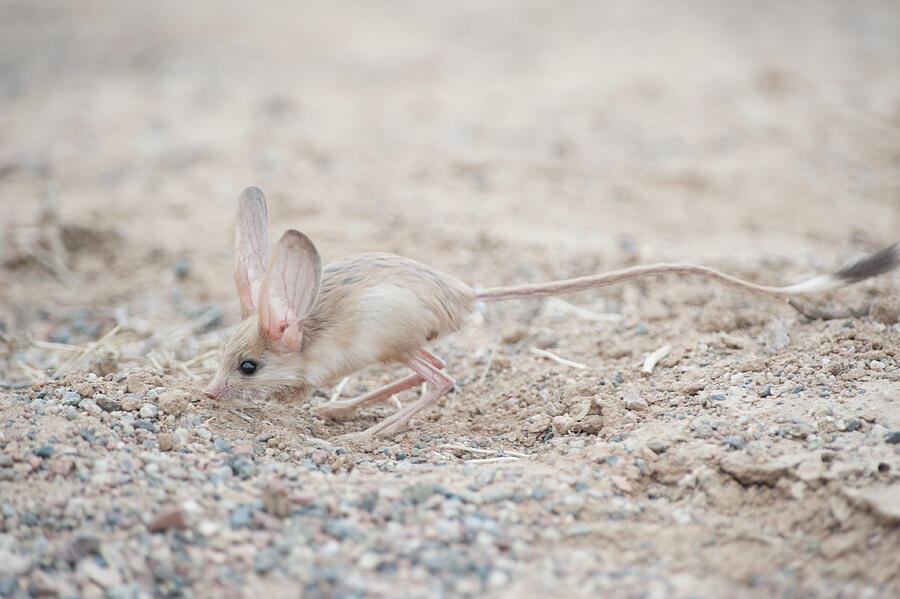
1;1;900;597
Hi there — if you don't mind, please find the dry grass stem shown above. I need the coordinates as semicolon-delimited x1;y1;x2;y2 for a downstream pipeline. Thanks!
641;344;671;374
476;350;495;386
530;347;587;370
182;350;218;368
330;376;351;402
441;444;529;458
464;456;520;464
229;409;255;423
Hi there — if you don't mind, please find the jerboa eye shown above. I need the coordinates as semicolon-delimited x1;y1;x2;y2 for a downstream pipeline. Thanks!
239;360;258;375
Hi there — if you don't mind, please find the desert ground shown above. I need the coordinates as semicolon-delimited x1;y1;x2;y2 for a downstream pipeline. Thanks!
1;1;899;597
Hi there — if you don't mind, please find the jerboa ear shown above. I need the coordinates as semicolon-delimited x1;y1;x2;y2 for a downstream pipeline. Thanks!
258;230;322;352
234;187;269;319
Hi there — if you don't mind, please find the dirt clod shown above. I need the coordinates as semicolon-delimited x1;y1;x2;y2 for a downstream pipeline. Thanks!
148;508;189;532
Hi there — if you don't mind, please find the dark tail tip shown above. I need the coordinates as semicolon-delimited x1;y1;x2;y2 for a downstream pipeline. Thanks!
834;243;900;283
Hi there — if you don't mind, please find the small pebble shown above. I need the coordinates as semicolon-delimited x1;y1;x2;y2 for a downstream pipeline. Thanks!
758;385;771;398
722;435;746;450
125;376;150;395
228;457;255;479
49;457;74;476
772;321;790;348
167;466;190;480
884;431;900;444
254;547;280;574
158;390;189;416
196;428;212;441
500;327;527;344
173;256;191;278
149;508;188;532
358;552;381;570
646;439;668;454
841;419;862;432
139;403;158;419
311;450;329;466
133;419;157;433
62;392;82;406
634;458;648;475
171;428;189;446
230;505;254;529
693;424;713;439
95;396;121;412
73;382;94;396
323;519;364;541
262;481;292;518
480;484;516;504
213;437;232;453
120;397;141;412
35;445;54;458
532;487;551;501
157;433;174;452
623;392;648;411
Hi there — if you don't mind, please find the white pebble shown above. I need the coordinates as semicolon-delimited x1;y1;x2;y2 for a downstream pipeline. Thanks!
173;428;190;447
198;520;219;537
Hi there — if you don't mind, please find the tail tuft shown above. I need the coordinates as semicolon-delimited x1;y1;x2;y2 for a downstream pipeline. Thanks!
833;243;900;284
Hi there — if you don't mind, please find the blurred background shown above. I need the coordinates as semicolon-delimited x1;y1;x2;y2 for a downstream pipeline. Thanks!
1;0;899;370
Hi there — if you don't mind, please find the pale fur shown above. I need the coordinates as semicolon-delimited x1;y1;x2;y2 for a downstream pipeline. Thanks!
208;252;473;403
